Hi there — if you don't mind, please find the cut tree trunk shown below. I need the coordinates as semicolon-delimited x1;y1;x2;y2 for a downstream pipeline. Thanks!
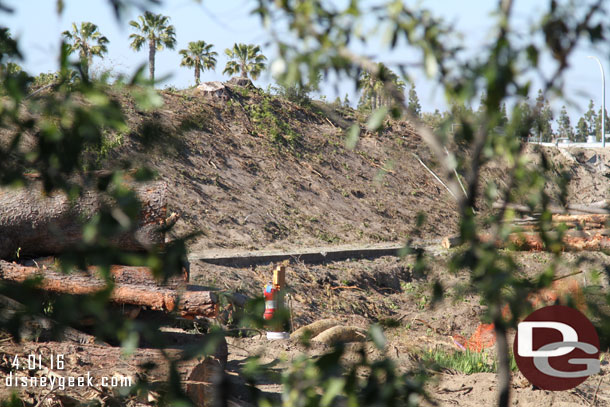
0;181;169;259
492;201;610;215
0;338;228;407
0;294;104;345
512;222;606;230
17;258;188;288
442;232;610;251
106;264;188;288
508;214;608;230
549;214;609;224
498;232;610;251
0;260;217;318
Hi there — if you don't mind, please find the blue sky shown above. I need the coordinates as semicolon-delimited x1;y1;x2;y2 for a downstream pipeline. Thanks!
3;0;609;125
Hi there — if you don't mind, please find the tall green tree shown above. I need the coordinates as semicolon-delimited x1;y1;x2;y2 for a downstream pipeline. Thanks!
179;40;217;85
513;97;532;140
128;12;176;82
407;83;421;118
223;43;267;80
557;105;574;140
358;63;405;111
575;117;588;141
533;89;553;142
358;69;383;110
62;22;108;78
583;99;597;139
595;107;609;141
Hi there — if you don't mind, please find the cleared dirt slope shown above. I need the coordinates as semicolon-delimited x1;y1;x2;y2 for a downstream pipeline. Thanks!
110;83;459;253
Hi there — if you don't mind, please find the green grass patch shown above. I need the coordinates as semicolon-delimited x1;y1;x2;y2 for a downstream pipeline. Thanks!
419;349;517;374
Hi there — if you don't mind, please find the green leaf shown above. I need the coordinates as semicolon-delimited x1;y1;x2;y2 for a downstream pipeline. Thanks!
369;324;387;350
132;86;163;111
345;124;360;149
424;52;438;77
121;330;139;356
321;377;345;407
366;107;388;132
526;45;538;66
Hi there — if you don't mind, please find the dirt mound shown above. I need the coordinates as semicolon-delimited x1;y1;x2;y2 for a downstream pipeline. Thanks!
106;83;460;253
110;85;610;253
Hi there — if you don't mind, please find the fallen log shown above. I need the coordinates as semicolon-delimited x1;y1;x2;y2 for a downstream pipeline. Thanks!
442;230;610;251
19;258;189;287
550;214;609;224
0;260;217;318
107;265;188;288
0;294;104;345
510;214;608;225
311;325;367;345
502;214;609;231
0;181;170;259
587;199;610;209
290;319;339;341
0;338;227;407
512;222;606;230
492;201;610;215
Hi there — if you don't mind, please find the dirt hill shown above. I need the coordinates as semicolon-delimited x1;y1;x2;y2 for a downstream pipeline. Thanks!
105;82;461;253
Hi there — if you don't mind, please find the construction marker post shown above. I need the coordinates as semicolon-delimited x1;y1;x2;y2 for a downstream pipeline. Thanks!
263;265;290;340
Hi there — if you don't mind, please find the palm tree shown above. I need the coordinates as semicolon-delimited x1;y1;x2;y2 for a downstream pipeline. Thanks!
128;12;176;82
62;22;109;78
223;43;267;80
179;41;217;85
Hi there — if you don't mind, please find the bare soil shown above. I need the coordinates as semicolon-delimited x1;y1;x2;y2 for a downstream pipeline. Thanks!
110;85;460;253
190;251;610;406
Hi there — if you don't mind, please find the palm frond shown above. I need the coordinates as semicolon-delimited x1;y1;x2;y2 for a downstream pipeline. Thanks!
129;34;146;51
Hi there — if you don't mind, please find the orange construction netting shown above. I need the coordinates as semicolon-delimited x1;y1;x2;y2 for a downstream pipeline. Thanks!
452;277;584;352
452;323;496;352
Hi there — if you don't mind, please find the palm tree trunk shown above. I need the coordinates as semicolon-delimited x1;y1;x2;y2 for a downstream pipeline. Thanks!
79;48;89;80
195;61;200;85
87;55;93;79
81;56;89;79
240;62;247;79
148;38;156;82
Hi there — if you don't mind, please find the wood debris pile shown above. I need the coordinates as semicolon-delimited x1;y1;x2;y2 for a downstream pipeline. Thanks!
443;201;610;252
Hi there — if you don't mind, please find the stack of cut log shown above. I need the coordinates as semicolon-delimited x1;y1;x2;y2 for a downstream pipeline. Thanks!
0;260;217;318
442;201;610;251
0;181;225;406
0;181;218;318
